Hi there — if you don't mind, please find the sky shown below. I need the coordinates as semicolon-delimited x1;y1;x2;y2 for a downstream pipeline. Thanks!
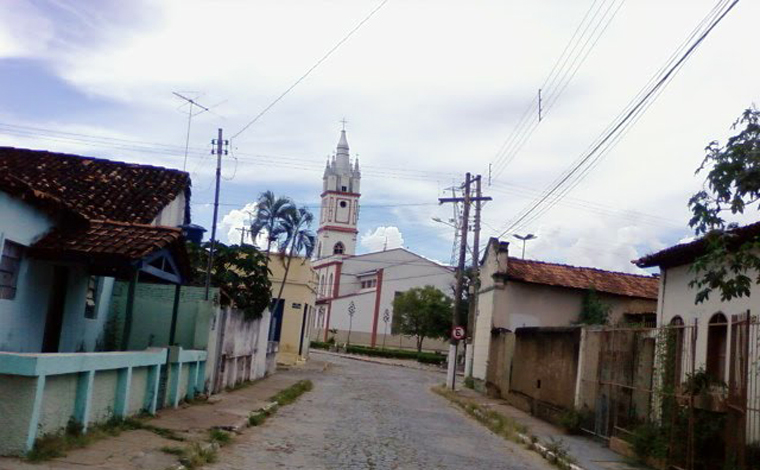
0;0;757;274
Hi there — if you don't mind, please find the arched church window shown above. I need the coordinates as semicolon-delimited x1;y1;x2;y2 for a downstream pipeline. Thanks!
339;200;347;208
333;242;345;255
706;313;728;382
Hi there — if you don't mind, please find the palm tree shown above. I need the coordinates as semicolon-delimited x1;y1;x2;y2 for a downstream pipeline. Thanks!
273;206;316;307
249;191;293;266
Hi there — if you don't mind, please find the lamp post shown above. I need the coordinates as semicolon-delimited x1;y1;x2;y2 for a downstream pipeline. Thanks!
513;234;537;259
347;301;356;346
382;308;390;349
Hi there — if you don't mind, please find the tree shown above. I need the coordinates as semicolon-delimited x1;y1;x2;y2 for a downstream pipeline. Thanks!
392;286;452;353
273;206;316;306
576;288;610;325
187;242;271;320
688;106;760;303
249;191;294;264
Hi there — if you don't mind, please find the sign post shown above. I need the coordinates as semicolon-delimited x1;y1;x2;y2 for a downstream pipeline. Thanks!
347;301;356;346
382;308;390;349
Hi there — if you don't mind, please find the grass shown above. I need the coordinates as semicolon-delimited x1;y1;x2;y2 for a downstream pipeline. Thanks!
25;416;184;462
160;446;186;456
208;429;232;446
269;380;313;406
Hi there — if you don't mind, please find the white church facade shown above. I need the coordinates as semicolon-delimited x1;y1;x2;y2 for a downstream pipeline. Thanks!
312;129;454;351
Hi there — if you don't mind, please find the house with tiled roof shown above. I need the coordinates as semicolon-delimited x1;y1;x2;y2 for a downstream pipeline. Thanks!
0;147;222;455
0;147;193;353
635;222;760;388
472;237;659;382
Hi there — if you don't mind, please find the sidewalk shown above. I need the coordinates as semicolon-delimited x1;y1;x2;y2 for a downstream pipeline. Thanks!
0;360;326;470
446;387;640;470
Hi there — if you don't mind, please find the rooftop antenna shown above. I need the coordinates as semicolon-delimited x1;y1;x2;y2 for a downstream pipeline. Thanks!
173;92;211;171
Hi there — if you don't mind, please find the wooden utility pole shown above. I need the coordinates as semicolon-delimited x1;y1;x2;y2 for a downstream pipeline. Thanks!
440;173;491;388
205;128;226;300
465;175;490;378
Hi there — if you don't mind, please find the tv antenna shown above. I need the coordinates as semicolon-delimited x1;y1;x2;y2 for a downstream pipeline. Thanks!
173;92;211;171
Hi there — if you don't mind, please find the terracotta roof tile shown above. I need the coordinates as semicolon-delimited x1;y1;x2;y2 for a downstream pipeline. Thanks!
31;220;184;262
635;221;760;268
0;147;190;224
503;257;659;299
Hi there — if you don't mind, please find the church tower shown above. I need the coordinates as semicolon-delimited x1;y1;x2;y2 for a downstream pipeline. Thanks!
316;128;360;259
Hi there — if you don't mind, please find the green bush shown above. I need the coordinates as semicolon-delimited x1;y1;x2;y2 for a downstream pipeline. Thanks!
558;408;587;435
310;340;330;350
630;423;669;461
343;345;446;365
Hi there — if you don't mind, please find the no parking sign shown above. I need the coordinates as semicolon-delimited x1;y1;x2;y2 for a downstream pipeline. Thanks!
451;325;466;340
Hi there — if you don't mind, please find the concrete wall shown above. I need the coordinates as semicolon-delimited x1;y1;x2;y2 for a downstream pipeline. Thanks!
209;307;273;393
109;283;215;351
485;330;515;398
314;327;449;352
509;328;582;416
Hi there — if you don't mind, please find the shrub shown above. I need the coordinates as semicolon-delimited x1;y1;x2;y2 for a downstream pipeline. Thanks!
558;408;585;435
343;344;446;365
310;340;330;350
630;423;669;461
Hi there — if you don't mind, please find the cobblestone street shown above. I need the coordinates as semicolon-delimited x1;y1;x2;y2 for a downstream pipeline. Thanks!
208;354;553;470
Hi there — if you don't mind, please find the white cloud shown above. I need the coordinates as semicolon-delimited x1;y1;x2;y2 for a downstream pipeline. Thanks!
219;202;266;247
361;226;404;253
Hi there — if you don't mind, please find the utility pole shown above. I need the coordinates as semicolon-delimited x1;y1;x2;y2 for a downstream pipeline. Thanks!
205;128;227;300
440;173;492;389
465;175;490;378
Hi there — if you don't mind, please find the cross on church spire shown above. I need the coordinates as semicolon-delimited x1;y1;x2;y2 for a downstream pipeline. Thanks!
340;117;348;130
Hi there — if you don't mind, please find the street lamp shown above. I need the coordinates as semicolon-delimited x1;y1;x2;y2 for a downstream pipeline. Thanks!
431;217;457;229
513;234;537;259
347;301;356;346
382;308;391;349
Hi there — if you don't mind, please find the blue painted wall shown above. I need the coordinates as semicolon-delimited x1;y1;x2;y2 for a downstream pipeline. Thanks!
0;192;55;352
0;191;113;353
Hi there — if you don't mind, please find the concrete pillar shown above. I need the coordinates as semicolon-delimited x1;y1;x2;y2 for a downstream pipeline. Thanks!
74;370;95;431
144;364;161;414
24;375;46;452
170;362;183;408
195;361;204;394
186;361;197;400
114;367;133;418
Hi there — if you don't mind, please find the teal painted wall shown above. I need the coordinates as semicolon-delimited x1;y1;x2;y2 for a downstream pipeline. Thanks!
109;283;216;350
58;272;115;353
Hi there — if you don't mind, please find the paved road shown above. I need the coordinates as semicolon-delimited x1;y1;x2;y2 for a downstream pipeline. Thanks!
208;354;553;470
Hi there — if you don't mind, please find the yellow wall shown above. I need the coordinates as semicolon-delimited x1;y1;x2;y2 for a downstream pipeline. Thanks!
268;254;318;365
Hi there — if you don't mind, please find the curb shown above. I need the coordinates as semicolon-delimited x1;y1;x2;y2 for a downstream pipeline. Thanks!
435;388;586;470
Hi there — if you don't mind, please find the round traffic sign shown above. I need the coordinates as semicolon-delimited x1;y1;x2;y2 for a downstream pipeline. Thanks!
452;325;466;340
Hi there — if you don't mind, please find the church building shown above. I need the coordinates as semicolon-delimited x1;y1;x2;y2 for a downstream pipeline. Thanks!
312;129;454;351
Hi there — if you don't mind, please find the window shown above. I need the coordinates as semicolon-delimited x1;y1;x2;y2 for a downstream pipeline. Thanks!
360;279;377;289
0;240;23;300
341;186;348;191
333;242;345;255
706;313;728;382
339;200;347;208
84;276;100;319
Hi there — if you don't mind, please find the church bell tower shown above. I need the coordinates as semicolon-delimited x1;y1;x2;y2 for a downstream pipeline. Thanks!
316;128;360;259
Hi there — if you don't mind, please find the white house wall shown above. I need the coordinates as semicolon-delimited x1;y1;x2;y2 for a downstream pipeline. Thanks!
659;263;759;382
151;192;186;226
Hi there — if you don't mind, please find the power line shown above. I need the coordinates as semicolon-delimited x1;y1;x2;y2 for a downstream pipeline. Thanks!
492;0;739;240
230;0;389;140
489;0;625;179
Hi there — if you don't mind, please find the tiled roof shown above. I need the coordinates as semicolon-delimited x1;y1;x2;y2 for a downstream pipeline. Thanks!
0;147;190;224
502;257;659;299
31;220;188;270
635;221;760;268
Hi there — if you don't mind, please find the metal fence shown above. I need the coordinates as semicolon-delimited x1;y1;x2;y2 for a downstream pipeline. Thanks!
577;313;760;470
